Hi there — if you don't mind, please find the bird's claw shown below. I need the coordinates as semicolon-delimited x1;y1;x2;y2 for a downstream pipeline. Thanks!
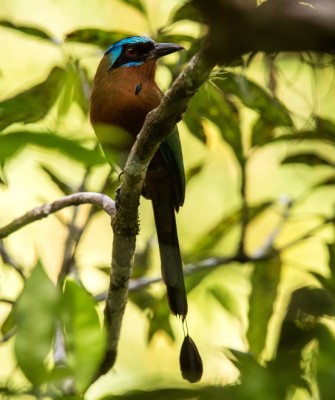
115;187;122;210
118;171;124;182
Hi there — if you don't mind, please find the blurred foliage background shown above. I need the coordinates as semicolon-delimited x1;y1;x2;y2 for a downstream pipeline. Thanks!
1;0;335;399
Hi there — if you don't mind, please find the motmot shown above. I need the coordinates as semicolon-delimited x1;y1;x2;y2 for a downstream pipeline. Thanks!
90;36;188;317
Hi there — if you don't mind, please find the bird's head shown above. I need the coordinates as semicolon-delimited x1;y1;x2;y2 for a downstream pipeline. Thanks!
105;36;184;69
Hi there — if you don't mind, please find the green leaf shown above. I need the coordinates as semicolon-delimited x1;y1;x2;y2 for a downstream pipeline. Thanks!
310;175;335;190
209;285;241;319
185;84;244;164
327;243;335;284
0;131;105;166
73;63;91;115
171;2;202;23
122;0;147;14
40;164;74;195
57;65;76;119
61;279;106;392
251;117;276;147
208;84;244;164
317;325;335;400
316;116;335;143
227;348;261;372
214;72;292;147
54;61;90;119
147;295;175;342
226;349;284;400
185;161;206;183
189;201;271;259
0;20;54;40
310;271;333;291
0;67;66;131
214;73;292;127
271;117;335;146
13;263;60;386
276;287;335;358
247;255;282;357
309;270;335;308
281;152;335;167
65;29;131;49
1;307;15;336
183;98;206;144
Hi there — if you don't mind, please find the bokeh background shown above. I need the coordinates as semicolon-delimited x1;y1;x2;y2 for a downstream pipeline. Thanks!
1;0;335;399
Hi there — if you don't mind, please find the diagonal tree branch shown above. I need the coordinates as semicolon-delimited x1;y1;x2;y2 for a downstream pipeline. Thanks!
192;0;335;64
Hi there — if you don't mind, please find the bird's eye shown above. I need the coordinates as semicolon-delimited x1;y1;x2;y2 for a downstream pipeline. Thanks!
126;47;136;57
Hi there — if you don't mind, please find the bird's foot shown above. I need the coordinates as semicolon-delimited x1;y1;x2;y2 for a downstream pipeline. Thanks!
118;171;124;182
115;186;122;211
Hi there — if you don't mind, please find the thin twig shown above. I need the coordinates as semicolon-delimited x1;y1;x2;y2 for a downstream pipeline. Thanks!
0;298;14;305
0;192;115;239
95;253;263;303
0;240;26;279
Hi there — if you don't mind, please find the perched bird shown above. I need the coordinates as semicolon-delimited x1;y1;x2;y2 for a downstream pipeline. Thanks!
90;36;188;317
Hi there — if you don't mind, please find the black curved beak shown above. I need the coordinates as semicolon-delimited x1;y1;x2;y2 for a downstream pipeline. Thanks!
147;42;184;60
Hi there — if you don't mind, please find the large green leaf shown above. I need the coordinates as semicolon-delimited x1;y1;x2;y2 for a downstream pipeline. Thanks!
247;255;282;357
0;20;53;40
73;63;91;115
184;84;244;164
0;67;65;131
0;131;104;166
61;279;106;392
189;201;271;259
213;72;293;147
214;73;292;127
13;263;60;386
183;90;206;143
227;349;283;400
56;61;90;118
208;84;244;164
209;284;241;319
171;2;203;23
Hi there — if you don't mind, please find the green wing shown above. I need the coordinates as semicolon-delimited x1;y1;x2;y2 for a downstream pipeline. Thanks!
158;126;185;211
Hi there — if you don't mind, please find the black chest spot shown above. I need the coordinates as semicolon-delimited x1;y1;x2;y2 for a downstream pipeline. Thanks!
134;82;142;95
